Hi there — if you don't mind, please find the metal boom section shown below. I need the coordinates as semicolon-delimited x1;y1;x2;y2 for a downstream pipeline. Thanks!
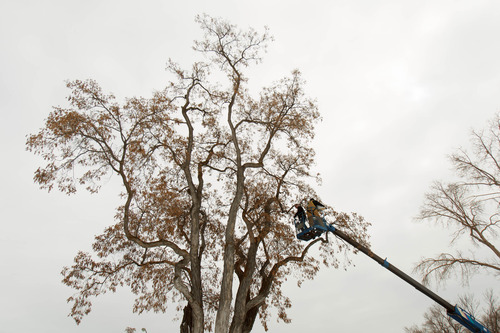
294;213;491;333
324;224;491;333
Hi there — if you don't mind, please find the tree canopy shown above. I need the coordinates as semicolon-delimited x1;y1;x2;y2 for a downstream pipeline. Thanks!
27;15;370;333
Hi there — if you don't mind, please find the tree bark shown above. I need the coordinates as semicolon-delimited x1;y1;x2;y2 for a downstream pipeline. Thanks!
180;304;193;333
229;241;259;333
214;168;245;333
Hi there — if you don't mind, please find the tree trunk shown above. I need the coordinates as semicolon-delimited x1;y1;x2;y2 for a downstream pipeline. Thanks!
215;169;245;333
229;241;259;333
180;304;193;333
241;305;259;333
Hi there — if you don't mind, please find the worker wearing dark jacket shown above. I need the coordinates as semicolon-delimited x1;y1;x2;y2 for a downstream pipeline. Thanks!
294;204;307;232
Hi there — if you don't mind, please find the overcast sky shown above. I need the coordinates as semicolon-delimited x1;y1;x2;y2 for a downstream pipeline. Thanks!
1;1;499;332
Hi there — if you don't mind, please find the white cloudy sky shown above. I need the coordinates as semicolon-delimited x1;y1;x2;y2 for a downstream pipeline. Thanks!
1;1;499;332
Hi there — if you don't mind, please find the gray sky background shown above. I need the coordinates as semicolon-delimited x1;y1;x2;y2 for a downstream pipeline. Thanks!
0;0;499;332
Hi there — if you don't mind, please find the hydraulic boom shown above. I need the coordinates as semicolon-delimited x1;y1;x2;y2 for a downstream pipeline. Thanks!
294;213;491;333
324;224;491;333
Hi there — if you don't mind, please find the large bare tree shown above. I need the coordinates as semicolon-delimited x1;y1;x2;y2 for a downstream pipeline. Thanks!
415;113;500;285
27;15;369;333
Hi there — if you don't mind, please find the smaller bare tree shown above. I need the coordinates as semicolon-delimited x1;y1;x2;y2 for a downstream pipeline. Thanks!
415;113;500;285
405;291;500;333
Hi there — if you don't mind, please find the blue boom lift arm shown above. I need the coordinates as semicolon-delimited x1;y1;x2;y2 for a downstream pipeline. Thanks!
294;217;491;333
